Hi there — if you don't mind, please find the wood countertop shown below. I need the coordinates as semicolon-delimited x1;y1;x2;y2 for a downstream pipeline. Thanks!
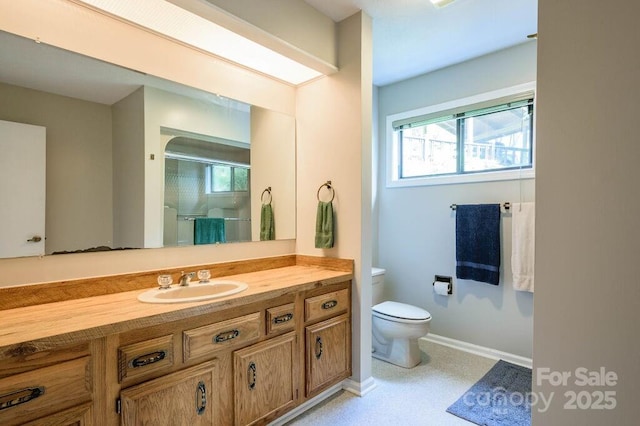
0;264;352;359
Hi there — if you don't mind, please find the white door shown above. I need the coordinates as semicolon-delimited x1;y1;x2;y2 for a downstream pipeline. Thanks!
0;120;46;258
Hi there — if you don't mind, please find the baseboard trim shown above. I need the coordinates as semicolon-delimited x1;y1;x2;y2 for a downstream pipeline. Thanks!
423;334;532;368
342;376;377;396
268;383;343;426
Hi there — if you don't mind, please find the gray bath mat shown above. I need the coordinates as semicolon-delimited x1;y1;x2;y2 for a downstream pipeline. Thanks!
446;359;532;426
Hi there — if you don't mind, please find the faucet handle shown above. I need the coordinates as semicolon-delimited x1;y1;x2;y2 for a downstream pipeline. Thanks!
179;271;195;286
157;274;173;290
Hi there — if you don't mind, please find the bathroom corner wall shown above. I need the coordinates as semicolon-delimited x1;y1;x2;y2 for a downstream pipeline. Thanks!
296;11;373;386
534;1;640;423
376;42;537;358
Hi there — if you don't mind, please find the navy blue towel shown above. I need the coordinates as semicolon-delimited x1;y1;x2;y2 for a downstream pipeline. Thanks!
456;204;501;285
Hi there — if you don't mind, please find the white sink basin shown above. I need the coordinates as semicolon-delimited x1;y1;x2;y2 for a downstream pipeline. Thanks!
138;280;248;304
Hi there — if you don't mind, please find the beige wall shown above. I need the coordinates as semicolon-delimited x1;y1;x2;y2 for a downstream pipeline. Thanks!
250;107;297;241
296;11;373;389
534;1;640;424
0;82;114;254
112;87;145;249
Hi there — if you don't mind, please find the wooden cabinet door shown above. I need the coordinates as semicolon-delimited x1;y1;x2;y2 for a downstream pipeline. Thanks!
305;314;351;397
120;360;216;426
234;332;297;426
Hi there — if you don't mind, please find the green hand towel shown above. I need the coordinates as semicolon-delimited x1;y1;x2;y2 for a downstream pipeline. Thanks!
315;201;334;249
260;204;275;241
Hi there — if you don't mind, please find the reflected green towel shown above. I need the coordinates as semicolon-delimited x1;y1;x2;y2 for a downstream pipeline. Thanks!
260;204;275;241
315;201;334;249
194;218;226;244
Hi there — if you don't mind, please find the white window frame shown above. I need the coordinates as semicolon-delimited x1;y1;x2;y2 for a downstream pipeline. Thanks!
385;82;536;188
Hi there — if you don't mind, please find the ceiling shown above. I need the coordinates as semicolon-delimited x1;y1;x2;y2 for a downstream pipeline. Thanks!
304;0;538;86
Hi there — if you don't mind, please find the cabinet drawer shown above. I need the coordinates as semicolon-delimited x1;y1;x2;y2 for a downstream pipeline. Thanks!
0;356;92;426
118;334;174;384
305;289;349;323
266;303;296;335
183;312;261;362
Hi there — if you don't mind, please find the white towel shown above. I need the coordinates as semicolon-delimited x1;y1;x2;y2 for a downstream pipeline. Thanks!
511;202;535;292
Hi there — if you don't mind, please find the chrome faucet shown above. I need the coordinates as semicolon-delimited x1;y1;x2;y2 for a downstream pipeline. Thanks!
179;271;195;286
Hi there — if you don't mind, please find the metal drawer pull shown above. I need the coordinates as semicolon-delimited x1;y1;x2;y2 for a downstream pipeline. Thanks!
214;329;240;343
248;362;257;390
195;381;207;415
315;337;323;360
130;350;166;368
321;300;338;310
0;386;45;411
273;313;293;324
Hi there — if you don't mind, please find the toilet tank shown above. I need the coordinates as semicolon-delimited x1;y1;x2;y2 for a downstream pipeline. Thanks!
372;267;386;306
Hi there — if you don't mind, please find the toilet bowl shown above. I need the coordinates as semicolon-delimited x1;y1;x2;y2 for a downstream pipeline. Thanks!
371;268;432;368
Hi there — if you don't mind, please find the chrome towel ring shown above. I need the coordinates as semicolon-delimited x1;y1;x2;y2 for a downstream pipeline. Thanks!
261;187;272;205
317;181;335;202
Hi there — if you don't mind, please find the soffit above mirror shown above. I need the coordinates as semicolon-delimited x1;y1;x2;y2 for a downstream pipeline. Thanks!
75;0;334;85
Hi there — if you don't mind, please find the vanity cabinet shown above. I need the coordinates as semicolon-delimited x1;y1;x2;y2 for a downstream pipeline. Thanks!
0;262;352;426
233;332;298;425
119;360;217;426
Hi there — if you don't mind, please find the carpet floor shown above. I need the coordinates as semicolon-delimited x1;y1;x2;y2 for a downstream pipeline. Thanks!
285;339;500;425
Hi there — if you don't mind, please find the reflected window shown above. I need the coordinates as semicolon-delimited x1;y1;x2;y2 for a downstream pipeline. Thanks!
206;164;250;193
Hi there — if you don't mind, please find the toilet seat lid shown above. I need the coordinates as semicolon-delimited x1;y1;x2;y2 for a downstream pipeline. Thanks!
372;301;431;321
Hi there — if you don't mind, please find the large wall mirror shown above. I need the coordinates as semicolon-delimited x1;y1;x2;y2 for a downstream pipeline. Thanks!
0;30;296;259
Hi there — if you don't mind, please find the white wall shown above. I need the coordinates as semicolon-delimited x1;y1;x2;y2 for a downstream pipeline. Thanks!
296;11;373;389
534;1;640;424
376;42;537;357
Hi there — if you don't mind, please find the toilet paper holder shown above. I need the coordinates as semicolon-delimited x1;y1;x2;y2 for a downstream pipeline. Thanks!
433;275;453;295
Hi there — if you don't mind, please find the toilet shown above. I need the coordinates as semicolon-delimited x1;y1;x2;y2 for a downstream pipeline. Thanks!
371;267;431;368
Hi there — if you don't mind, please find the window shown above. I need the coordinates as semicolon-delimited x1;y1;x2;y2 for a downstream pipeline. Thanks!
387;84;535;187
206;164;250;193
